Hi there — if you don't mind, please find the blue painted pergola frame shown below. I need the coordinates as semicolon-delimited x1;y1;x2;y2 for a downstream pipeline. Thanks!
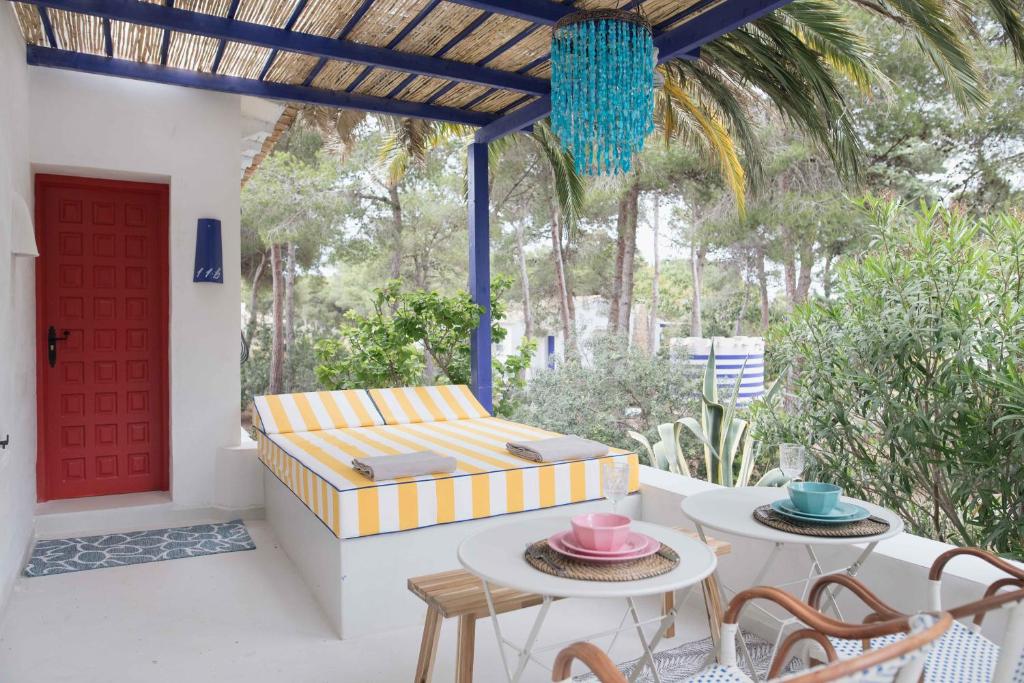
16;0;792;411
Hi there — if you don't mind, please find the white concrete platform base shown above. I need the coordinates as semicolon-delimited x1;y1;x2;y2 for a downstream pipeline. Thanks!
0;519;712;683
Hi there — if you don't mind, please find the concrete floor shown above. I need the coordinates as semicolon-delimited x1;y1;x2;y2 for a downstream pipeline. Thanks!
0;520;713;683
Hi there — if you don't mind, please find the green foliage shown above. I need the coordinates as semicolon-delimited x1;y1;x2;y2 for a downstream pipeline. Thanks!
754;199;1024;557
314;277;534;414
511;336;701;454
241;322;323;408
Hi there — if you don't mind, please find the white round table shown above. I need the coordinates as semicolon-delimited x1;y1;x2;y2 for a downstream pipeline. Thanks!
681;487;904;679
681;487;903;547
459;517;717;683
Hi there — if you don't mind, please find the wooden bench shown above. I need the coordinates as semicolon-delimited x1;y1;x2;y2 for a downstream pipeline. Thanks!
409;530;731;683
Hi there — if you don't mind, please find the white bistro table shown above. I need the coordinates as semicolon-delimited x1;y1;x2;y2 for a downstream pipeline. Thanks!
680;487;903;678
458;517;717;683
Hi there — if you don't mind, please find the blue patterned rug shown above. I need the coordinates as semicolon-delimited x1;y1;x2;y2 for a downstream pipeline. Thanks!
24;520;255;577
575;633;801;682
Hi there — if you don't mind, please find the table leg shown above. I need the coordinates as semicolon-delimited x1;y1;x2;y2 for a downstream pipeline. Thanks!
626;597;674;683
511;597;552;682
696;523;763;681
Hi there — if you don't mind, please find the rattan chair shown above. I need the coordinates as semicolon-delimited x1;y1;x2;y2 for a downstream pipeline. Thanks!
810;547;1024;683
552;585;951;683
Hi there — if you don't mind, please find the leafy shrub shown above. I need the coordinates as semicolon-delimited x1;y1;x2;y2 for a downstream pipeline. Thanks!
754;200;1024;557
315;277;535;415
512;335;701;457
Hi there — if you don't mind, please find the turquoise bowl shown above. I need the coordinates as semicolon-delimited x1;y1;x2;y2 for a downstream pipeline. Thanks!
787;482;842;516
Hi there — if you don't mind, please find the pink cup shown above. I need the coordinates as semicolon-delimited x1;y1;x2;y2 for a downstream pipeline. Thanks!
570;513;631;551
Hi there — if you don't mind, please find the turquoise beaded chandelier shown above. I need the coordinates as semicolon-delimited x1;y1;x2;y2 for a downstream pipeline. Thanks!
550;8;655;176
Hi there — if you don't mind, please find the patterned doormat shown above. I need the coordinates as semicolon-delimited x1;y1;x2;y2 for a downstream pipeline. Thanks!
24;520;255;577
575;633;801;682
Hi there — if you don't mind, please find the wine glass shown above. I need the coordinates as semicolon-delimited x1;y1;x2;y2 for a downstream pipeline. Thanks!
779;443;807;481
602;461;631;515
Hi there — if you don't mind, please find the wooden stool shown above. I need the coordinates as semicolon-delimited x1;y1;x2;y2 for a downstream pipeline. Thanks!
409;529;730;683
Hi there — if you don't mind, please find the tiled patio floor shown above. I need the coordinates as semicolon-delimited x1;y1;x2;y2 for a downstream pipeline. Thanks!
0;520;712;682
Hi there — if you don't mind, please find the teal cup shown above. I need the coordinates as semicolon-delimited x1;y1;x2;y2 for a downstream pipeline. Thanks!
788;481;841;515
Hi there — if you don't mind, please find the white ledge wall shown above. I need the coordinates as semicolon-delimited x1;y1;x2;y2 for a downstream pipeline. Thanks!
27;66;243;509
0;5;37;615
639;467;1020;640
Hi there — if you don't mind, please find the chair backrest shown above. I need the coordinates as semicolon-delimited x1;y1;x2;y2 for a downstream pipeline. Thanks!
252;390;384;434
992;597;1024;683
775;613;951;683
368;385;490;424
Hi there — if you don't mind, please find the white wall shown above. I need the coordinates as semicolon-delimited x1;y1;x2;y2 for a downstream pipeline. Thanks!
28;68;243;508
0;6;37;615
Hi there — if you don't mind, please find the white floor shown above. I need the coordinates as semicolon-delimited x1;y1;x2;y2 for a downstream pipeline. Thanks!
0;520;713;683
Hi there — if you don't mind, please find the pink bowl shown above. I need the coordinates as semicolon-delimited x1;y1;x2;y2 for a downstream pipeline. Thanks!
570;513;631;551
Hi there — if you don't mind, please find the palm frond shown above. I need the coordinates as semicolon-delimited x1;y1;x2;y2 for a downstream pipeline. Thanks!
529;121;586;238
780;0;885;95
657;71;747;214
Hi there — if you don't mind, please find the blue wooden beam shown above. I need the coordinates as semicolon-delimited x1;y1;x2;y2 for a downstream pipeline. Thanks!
26;47;498;127
474;97;549;143
467;142;493;413
654;0;793;60
447;0;572;26
17;0;551;96
210;0;239;74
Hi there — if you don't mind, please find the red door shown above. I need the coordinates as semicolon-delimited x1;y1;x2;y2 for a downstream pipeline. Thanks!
36;175;169;501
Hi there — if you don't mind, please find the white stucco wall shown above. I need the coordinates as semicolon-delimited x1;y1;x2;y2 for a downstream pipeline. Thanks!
0;6;37;615
27;68;243;508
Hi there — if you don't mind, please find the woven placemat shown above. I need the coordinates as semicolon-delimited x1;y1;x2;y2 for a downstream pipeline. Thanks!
524;540;679;581
753;505;890;538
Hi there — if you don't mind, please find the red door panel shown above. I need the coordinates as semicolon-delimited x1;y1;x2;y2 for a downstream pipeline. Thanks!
36;175;169;501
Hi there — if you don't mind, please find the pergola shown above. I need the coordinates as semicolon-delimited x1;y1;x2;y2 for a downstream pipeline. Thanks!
8;0;790;410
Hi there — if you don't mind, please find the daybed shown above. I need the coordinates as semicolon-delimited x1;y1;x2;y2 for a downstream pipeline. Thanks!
252;385;640;638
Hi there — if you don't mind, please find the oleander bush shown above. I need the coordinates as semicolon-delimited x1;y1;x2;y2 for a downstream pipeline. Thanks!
753;200;1024;558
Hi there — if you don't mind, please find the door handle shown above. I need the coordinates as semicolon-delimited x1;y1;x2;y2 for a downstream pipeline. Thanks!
47;326;70;368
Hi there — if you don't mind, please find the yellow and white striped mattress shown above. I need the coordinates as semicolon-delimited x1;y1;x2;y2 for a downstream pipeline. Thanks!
256;417;640;539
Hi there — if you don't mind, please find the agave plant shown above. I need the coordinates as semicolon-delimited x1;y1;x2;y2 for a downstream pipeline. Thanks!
628;422;691;476
678;345;779;487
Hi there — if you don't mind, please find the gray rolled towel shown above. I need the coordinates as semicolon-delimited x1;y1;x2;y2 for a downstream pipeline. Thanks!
351;451;456;481
506;435;610;463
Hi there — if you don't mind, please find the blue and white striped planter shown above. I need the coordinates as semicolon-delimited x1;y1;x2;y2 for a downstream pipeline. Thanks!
672;337;766;404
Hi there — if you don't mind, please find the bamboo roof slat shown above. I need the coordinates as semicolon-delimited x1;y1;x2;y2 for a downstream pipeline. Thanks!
218;41;275;78
397;75;450;102
309;59;365;89
235;0;296;28
433;81;488;109
265;50;319;83
442;13;532;64
110;19;163;62
346;0;431;47
168;31;221;71
351;66;410;97
470;89;527;113
11;2;46;46
49;8;105;56
175;0;234;17
292;0;367;37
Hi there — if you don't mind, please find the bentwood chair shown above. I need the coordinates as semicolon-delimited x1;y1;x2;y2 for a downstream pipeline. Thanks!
552;585;952;683
810;547;1024;683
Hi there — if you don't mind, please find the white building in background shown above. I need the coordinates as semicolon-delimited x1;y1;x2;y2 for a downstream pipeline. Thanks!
497;296;765;402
